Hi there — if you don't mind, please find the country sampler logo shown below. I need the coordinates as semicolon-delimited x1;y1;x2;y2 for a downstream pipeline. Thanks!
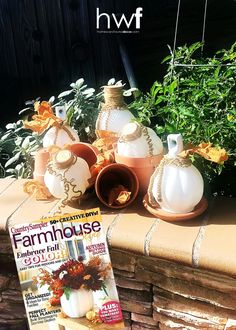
96;7;143;33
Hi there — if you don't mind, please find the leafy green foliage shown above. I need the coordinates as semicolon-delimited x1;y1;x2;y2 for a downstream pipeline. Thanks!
64;287;71;300
57;78;102;143
131;42;236;192
0;78;136;179
57;78;137;142
0;121;42;178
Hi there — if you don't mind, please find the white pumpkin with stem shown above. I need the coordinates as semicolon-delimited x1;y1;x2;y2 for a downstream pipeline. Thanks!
149;134;204;214
96;85;134;137
117;121;163;158
60;288;94;318
43;106;80;148
44;150;91;202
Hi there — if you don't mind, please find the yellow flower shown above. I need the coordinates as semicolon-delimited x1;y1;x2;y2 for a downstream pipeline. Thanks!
179;142;228;165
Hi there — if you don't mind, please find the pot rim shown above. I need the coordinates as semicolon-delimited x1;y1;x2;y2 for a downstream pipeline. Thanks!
115;150;163;168
95;163;139;209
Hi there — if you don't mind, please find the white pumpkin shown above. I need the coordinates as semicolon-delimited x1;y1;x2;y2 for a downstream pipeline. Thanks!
44;150;91;201
43;125;80;148
150;134;204;214
60;288;93;318
43;105;80;148
117;122;163;158
96;85;134;136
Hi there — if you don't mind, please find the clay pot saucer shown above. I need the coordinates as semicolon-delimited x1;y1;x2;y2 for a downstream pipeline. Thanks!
143;194;208;221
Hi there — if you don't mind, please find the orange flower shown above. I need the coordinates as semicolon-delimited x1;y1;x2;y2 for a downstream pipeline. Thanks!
108;184;131;206
34;101;53;116
179;142;228;165
89;150;115;184
92;136;118;153
24;101;63;134
23;180;52;200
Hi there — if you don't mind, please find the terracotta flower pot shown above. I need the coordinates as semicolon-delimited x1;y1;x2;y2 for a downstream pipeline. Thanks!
69;142;99;168
60;288;93;318
115;151;163;195
95;163;139;209
33;148;50;184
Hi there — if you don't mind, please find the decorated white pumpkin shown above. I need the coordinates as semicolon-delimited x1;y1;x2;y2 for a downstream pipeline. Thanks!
117;122;163;158
44;150;91;201
43;106;80;148
96;85;134;137
149;134;204;214
60;288;93;318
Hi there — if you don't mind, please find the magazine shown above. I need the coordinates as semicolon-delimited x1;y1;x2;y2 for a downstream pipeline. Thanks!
9;208;124;330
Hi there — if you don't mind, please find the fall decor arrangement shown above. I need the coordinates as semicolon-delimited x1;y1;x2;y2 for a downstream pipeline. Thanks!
0;43;234;218
33;256;110;318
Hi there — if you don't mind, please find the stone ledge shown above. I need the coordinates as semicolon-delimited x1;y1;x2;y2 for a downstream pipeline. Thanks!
1;179;236;278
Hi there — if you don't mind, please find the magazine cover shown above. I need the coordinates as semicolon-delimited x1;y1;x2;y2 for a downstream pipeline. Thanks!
9;208;124;330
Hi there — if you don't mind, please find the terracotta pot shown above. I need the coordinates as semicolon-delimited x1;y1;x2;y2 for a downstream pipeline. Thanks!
95;163;139;209
33;148;50;184
115;151;163;195
69;142;99;168
60;288;93;318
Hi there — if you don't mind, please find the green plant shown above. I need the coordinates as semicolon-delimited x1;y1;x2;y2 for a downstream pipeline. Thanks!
0;121;42;178
55;78;102;143
131;42;236;194
1;78;136;179
57;78;137;142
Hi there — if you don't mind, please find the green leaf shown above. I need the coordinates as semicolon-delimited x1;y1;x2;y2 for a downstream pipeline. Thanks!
82;88;95;95
63;287;71;300
169;80;178;94
75;78;84;88
49;96;55;104
107;78;115;85
5;151;21;168
58;90;73;98
18;107;32;115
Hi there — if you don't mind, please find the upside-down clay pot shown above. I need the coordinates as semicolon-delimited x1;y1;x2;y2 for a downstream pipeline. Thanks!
115;151;163;195
69;142;99;168
33;148;50;184
95;163;139;209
